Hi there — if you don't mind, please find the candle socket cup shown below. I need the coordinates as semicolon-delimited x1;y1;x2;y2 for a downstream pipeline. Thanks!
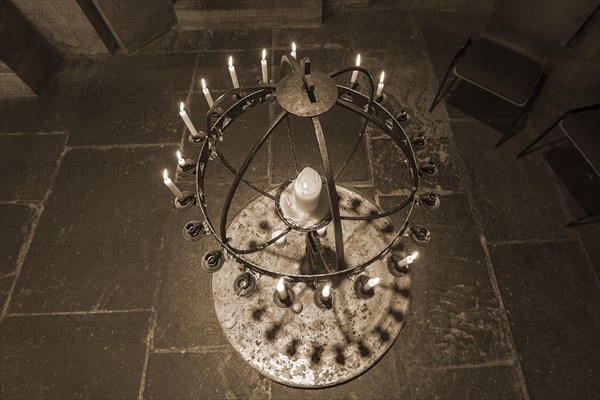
211;106;225;118
412;134;426;150
273;283;295;308
182;220;205;242
176;159;197;176
418;193;440;211
188;131;207;146
232;92;244;101
419;161;437;178
387;254;410;277
396;110;410;122
410;225;431;245
174;191;195;211
234;272;257;297
202;250;225;273
313;286;335;310
354;275;377;299
259;79;274;85
375;93;387;103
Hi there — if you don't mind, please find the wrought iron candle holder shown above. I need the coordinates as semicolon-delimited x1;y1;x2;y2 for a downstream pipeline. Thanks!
165;50;440;387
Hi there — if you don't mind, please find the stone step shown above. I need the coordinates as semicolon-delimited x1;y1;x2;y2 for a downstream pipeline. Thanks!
174;0;322;29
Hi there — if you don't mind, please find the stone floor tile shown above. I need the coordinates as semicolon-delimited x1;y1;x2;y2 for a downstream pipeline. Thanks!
175;28;273;52
271;350;399;400
451;120;578;242
380;194;513;368
369;137;414;194
0;311;150;399
8;146;177;313
490;241;600;400
0;133;66;201
143;352;269;399
0;204;37;276
273;13;352;51
400;365;526;400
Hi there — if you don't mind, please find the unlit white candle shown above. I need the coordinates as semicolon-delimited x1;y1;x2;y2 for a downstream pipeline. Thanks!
376;71;385;98
261;49;269;83
350;54;361;85
316;226;327;237
291;42;297;59
179;102;199;137
294;167;322;214
397;251;418;267
163;169;183;200
272;230;286;248
276;278;287;302
201;78;214;108
364;277;380;291
228;56;240;89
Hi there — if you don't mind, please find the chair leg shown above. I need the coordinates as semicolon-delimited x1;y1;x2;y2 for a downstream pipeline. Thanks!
516;117;562;158
429;60;455;112
430;38;472;112
566;210;600;228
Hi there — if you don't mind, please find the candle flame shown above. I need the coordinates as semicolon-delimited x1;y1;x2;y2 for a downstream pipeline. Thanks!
228;56;233;67
380;71;385;83
322;284;331;298
163;169;168;180
356;54;361;66
409;251;419;260
176;151;183;161
179;102;184;112
367;277;380;288
262;49;266;61
292;42;296;52
276;278;285;293
201;78;207;90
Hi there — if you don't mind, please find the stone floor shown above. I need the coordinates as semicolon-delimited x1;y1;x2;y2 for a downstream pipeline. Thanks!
1;4;599;400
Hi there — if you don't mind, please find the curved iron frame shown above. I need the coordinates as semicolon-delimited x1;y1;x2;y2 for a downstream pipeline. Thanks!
194;57;420;284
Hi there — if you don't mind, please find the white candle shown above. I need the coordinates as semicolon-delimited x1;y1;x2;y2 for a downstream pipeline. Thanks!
276;278;288;302
201;78;214;108
294;167;322;214
364;277;380;291
163;169;183;200
376;71;385;98
176;151;185;167
261;49;269;83
321;284;331;299
350;54;361;85
179;102;199;137
397;251;418;267
228;56;240;89
316;226;327;237
272;230;286;248
291;42;297;59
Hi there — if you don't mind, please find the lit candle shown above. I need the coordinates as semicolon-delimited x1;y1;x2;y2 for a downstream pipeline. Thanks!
176;151;185;167
179;102;199;137
201;78;214;108
397;251;418;267
316;226;327;237
291;42;297;59
363;277;380;291
272;230;286;248
163;169;183;200
294;167;322;214
376;71;385;98
228;56;240;89
350;54;361;85
261;49;269;83
276;278;288;302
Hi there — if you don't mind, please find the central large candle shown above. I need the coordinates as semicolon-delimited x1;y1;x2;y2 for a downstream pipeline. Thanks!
294;167;322;214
